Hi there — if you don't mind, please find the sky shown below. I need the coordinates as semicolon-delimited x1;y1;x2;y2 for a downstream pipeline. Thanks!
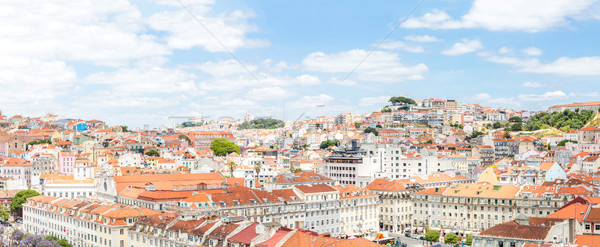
1;0;600;128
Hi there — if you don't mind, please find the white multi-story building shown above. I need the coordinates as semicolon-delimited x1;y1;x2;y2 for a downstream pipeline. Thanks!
367;178;423;232
23;195;160;247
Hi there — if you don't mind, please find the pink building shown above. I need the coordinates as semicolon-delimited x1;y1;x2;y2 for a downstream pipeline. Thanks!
58;152;75;175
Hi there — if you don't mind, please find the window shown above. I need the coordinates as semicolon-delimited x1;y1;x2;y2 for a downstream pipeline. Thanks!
586;224;591;230
596;224;600;231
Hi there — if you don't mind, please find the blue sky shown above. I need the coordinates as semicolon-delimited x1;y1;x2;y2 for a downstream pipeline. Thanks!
1;0;599;127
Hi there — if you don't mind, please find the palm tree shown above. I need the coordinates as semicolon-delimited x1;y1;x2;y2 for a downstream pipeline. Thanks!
254;162;262;185
228;161;237;178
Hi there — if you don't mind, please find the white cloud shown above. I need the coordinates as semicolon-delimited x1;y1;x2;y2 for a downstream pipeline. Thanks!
498;47;513;54
521;47;543;56
522;82;545;88
302;49;428;82
569;92;600;97
516;91;569;101
287;94;334;109
295;74;322;85
519;57;600;76
84;67;198;94
246;87;293;100
402;0;597;32
148;1;269;52
442;39;483;56
404;35;440;42
359;96;390;107
378;40;424;53
470;93;492;101
194;59;257;77
0;1;170;67
486;55;600;76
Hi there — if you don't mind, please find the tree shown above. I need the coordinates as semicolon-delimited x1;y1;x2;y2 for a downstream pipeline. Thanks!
424;230;440;243
210;138;241;156
145;150;160;157
178;134;192;145
320;139;340;149
508;116;522;122
364;127;379;136
557;139;578;146
354;123;362;129
380;106;392;113
492;122;502;129
120;126;129;132
376;124;383;128
27;139;52;150
238;118;285;130
503;131;512;139
389;96;416;105
469;131;484;139
58;238;72;247
254;163;262;186
465;234;473;246
0;205;9;221
227;162;237;178
11;190;40;216
302;144;310;150
510;123;523;131
444;232;459;244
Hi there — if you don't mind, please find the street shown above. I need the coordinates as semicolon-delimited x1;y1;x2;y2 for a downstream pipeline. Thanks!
389;232;425;247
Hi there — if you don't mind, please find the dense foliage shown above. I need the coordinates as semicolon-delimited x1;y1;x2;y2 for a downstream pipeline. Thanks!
10;190;40;216
145;150;160;157
319;139;340;149
177;134;192;145
525;109;596;131
465;234;473;246
5;228;71;247
389;96;416;105
444;232;459;244
210;138;241;156
238;118;284;130
178;121;203;128
0;205;8;221
557;139;578;146
27;139;52;149
380;106;392;113
424;229;440;243
364;127;379;136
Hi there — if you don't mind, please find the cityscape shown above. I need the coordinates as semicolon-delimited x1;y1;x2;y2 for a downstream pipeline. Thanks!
1;1;600;247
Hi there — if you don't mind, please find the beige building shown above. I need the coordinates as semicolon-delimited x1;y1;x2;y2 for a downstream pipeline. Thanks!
411;182;595;234
367;178;423;232
23;195;159;247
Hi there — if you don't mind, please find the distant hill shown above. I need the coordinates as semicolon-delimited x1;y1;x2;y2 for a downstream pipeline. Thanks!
238;118;284;130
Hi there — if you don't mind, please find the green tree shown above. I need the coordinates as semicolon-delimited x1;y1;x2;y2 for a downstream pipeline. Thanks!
145;150;160;157
424;230;440;243
364;127;379;136
27;139;52;150
319;139;340;149
210;138;241;156
510;123;523;131
178;134;192;145
508;116;522;122
492;122;502;129
227;161;237;178
389;96;416;105
238;118;285;130
503;131;512;139
444;232;459;244
354;123;362;129
465;234;473;246
380;106;392;113
302;144;310;150
0;205;9;221
120;126;129;132
58;238;72;247
557;139;578;146
11;190;40;216
254;163;262;186
469;131;484;139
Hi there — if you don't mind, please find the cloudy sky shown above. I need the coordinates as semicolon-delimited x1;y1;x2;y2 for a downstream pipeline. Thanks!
2;0;600;127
